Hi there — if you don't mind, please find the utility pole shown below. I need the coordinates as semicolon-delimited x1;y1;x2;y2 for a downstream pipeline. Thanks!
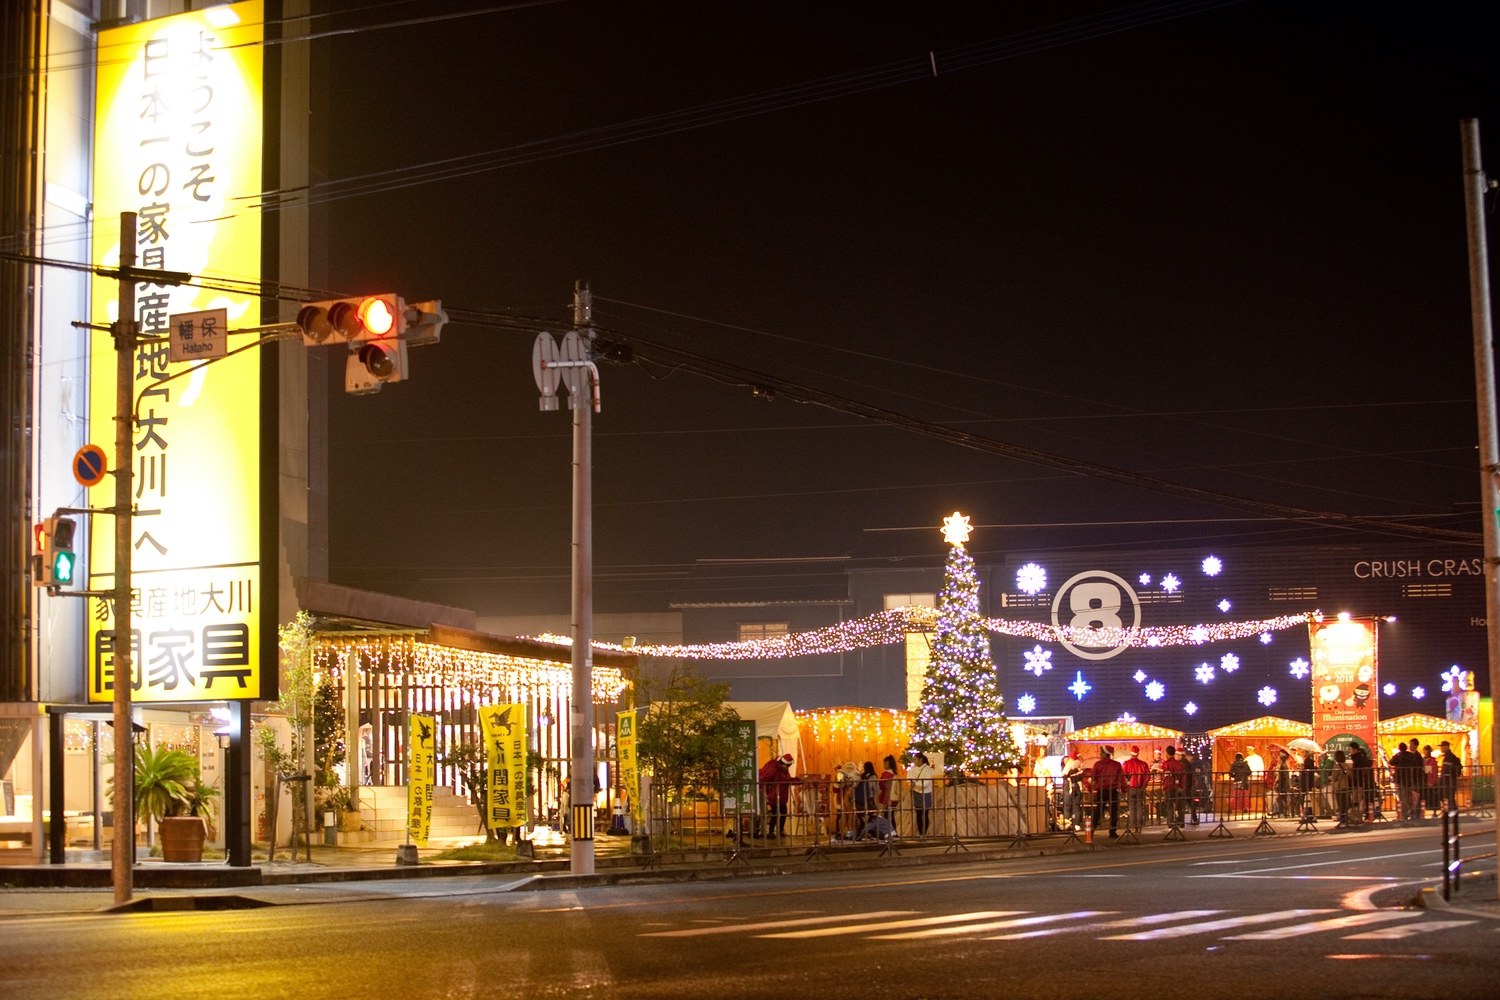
569;279;596;875
111;211;136;905
1460;118;1500;901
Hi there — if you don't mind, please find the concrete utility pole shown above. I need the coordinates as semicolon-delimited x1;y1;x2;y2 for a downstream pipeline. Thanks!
570;279;596;875
111;211;136;905
1459;118;1500;900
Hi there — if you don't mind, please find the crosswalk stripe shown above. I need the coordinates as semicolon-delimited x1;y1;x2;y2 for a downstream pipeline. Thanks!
988;910;1227;940
1344;920;1477;940
1102;909;1334;941
640;910;917;937
759;911;1021;940
873;911;1110;941
1225;911;1412;940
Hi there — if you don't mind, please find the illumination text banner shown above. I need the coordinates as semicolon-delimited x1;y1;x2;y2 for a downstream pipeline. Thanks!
617;709;639;821
479;704;527;832
88;2;266;704
407;714;435;847
1309;618;1379;753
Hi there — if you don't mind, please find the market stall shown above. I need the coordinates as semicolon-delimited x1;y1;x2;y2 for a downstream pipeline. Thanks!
1205;716;1314;773
793;706;913;778
1063;720;1185;765
1377;713;1478;766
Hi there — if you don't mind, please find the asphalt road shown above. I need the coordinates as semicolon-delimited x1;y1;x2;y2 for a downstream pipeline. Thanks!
2;825;1496;999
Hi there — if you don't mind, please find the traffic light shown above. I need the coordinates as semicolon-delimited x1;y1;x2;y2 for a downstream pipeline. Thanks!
402;299;448;347
345;338;409;395
32;515;77;589
296;294;406;346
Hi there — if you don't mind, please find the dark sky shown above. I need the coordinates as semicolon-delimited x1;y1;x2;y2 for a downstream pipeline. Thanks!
314;0;1500;617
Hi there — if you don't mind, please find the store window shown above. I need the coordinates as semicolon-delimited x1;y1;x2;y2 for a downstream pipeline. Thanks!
738;622;789;641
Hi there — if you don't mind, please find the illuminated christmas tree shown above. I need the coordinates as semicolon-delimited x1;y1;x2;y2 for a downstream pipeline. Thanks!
909;512;1022;775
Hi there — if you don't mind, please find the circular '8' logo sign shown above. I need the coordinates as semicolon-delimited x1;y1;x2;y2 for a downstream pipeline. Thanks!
1050;570;1141;661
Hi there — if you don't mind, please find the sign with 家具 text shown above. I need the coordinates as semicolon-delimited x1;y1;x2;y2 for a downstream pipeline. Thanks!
479;704;527;832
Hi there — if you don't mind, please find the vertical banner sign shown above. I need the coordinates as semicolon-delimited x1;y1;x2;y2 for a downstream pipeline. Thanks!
1309;617;1379;755
87;2;268;704
719;720;759;813
406;714;436;847
617;709;639;820
479;704;527;832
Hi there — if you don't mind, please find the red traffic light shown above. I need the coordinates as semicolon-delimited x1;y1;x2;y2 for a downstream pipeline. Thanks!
296;294;404;345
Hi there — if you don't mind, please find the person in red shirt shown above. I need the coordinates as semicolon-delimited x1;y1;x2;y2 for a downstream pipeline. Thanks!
1090;746;1124;838
758;754;794;838
1121;746;1152;833
1160;745;1187;827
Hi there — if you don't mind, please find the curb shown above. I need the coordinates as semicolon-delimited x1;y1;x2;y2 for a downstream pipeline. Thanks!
100;894;275;914
1418;881;1500;920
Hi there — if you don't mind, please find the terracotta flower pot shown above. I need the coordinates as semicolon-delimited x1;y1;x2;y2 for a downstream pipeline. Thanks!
159;816;207;862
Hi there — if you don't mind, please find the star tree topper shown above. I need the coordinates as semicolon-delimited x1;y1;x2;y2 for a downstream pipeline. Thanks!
941;511;973;546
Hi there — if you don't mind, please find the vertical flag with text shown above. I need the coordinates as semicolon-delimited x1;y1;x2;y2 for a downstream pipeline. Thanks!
617;708;639;820
407;713;436;847
479;703;528;832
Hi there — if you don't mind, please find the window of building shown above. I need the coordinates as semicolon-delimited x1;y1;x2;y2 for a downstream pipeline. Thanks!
884;593;936;611
738;622;789;641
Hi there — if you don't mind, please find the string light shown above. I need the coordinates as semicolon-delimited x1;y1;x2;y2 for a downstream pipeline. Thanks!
581;607;1313;660
1206;716;1312;738
1066;719;1183;741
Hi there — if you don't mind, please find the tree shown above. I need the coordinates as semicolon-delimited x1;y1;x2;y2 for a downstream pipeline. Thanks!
439;739;495;840
636;667;743;792
909;515;1022;775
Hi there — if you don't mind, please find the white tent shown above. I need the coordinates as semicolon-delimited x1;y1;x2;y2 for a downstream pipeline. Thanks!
727;701;804;773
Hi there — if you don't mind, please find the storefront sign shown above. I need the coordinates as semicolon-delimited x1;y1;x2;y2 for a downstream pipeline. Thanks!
1309;617;1379;753
406;713;435;847
479;703;527;831
87;2;268;704
617;708;639;819
719;719;758;813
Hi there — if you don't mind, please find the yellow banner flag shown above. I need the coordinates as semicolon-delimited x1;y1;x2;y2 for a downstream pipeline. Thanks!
617;709;640;821
407;714;436;847
479;703;528;832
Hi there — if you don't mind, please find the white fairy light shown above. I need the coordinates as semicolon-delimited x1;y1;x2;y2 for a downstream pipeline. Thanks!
1195;663;1216;684
1016;562;1047;596
1016;693;1037;715
1288;657;1310;680
1257;686;1277;707
1145;680;1165;701
1023;645;1053;677
1202;555;1223;576
1069;671;1092;700
1220;652;1240;673
1183;701;1198;716
1162;573;1181;594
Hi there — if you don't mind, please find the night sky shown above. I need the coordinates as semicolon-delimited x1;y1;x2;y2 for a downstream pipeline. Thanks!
313;1;1500;622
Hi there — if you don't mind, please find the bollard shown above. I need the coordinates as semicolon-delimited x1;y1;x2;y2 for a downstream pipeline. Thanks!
1084;811;1093;846
1441;807;1450;901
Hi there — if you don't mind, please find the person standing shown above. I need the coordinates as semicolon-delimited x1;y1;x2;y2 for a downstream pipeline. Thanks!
1422;744;1440;812
1182;748;1202;825
758;753;795;838
1060;753;1085;831
1122;746;1151;832
1349;744;1375;822
878;755;900;825
1299;751;1318;820
1274;751;1293;817
1389;741;1420;822
908;752;935;837
1229;752;1252;815
1244;745;1266;777
1091;747;1124;839
1330;749;1353;826
1160;746;1186;827
853;760;878;838
1438;741;1463;811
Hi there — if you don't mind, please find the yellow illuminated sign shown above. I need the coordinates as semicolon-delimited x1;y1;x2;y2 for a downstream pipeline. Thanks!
407;714;436;847
479;704;528;831
88;3;267;703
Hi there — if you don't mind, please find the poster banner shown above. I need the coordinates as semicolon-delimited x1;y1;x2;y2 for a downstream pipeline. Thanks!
88;2;268;703
407;714;436;847
719;720;759;813
479;703;527;832
617;708;640;820
1309;617;1379;754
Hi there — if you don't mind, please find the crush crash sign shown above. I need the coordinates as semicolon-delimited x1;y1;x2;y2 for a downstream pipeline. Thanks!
87;3;271;703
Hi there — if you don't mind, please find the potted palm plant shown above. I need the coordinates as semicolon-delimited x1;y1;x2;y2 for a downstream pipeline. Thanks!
131;745;214;862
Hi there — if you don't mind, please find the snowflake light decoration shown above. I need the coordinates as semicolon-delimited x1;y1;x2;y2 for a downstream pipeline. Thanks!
1217;599;1232;613
1383;683;1396;696
1184;701;1198;716
1195;663;1216;684
1202;555;1223;576
1138;572;1152;586
1015;562;1047;596
1259;633;1273;645
1069;671;1092;700
1133;669;1147;684
1145;680;1165;701
1441;665;1468;693
1288;657;1310;680
1188;626;1209;644
1117;712;1137;723
1023;644;1053;677
1258;686;1278;707
1220;652;1240;673
1016;693;1037;715
1162;573;1181;594
1411;686;1426;699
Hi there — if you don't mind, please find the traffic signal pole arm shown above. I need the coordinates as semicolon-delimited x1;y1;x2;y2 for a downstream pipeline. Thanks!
129;327;299;422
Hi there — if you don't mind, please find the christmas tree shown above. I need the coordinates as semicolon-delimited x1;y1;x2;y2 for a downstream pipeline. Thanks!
910;512;1022;775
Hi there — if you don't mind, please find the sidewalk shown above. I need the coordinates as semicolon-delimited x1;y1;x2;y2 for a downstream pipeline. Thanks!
0;813;1455;916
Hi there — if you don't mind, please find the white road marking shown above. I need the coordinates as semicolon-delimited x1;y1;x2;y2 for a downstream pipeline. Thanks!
874;911;1110;941
989;910;1228;940
1208;849;1435;876
1103;909;1333;940
640;910;917;937
1345;920;1476;940
1225;911;1412;940
760;911;1020;939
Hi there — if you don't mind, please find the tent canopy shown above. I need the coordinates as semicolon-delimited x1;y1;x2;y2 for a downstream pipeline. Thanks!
1206;716;1313;740
1377;713;1471;736
1064;721;1184;742
727;701;803;770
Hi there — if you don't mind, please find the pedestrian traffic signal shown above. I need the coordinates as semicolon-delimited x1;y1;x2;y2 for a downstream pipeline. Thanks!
296;294;406;346
33;515;77;589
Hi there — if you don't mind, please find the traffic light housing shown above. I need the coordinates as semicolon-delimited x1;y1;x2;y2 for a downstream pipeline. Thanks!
345;338;409;395
296;294;406;346
32;515;77;589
